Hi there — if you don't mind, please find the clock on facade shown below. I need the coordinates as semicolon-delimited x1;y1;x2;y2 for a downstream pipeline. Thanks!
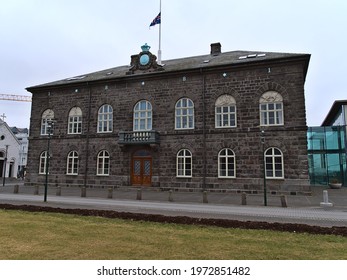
140;53;150;66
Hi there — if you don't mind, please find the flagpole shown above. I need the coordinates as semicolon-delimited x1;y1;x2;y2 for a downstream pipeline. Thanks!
158;0;162;64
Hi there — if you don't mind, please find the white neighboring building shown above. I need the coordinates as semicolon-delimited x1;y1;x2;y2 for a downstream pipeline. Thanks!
11;126;29;178
0;120;20;178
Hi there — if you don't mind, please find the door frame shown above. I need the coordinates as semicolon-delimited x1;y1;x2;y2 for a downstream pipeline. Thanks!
131;149;152;186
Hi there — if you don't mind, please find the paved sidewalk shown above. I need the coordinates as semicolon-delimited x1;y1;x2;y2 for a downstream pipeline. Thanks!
1;182;346;228
1;181;347;208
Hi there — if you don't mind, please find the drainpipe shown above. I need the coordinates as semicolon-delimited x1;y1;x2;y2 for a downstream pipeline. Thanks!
200;68;206;189
83;82;92;188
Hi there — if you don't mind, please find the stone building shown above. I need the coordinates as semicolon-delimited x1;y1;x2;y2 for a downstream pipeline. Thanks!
26;43;311;192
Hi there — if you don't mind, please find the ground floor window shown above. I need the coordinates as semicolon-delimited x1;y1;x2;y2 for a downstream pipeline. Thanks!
97;150;110;176
66;151;79;175
39;151;48;174
218;148;236;178
177;149;192;177
265;147;284;179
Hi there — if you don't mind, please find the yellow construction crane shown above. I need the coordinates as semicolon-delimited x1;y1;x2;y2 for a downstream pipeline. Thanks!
0;94;32;102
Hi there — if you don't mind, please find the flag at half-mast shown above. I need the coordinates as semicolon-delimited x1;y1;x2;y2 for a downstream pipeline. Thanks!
150;12;161;27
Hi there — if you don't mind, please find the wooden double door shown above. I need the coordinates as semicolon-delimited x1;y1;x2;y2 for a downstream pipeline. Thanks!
131;149;152;186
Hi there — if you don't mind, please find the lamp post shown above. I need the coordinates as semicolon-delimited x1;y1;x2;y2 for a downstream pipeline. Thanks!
260;130;267;206
44;120;54;202
2;145;9;186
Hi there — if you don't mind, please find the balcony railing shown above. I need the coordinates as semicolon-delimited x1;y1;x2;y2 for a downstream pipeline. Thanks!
118;130;160;145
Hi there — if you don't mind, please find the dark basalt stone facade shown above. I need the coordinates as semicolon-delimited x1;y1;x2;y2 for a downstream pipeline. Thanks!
26;43;311;192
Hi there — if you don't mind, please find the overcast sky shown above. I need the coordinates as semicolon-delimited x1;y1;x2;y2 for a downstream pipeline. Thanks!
1;0;346;129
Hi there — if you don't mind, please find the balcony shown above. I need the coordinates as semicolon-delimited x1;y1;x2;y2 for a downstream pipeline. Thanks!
118;130;160;145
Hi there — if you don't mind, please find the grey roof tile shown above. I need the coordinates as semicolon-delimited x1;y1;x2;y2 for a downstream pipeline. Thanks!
26;50;310;90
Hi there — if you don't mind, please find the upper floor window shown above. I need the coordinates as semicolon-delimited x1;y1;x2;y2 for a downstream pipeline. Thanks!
215;95;237;128
97;150;110;176
68;107;82;134
175;98;194;129
218;148;236;178
39;151;48;174
177;149;192;177
259;91;284;126
66;151;79;175
41;109;54;135
133;100;152;131
265;147;284;179
98;104;113;133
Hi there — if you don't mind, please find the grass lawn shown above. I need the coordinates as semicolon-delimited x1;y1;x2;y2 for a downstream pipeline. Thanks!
0;209;346;260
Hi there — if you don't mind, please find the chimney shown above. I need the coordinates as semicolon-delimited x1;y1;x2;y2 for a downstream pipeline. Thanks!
210;42;221;56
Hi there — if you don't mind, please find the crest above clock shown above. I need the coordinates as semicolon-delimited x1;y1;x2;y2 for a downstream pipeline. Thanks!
127;43;164;75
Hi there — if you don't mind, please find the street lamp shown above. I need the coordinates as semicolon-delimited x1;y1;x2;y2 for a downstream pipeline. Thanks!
44;120;54;202
2;145;9;186
260;130;267;206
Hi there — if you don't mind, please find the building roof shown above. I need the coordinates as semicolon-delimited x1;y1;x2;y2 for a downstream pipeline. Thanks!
321;100;347;126
0;120;21;146
11;127;29;135
26;46;310;91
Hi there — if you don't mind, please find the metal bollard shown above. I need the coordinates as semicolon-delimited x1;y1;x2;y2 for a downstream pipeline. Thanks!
107;188;113;199
320;190;333;208
280;195;287;208
14;184;19;194
81;187;86;197
136;188;142;200
56;186;61;196
168;190;174;202
203;191;208;203
241;192;247;205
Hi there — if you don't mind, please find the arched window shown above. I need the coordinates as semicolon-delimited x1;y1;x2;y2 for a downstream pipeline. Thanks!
175;98;194;129
176;149;192;177
68;107;82;134
133;100;152;131
41;109;54;135
66;151;79;175
97;150;110;176
259;91;284;126
39;151;48;174
215;95;237;128
98;104;113;133
265;147;284;179
218;148;236;178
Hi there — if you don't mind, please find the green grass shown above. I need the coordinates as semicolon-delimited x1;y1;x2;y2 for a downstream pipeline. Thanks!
0;209;346;260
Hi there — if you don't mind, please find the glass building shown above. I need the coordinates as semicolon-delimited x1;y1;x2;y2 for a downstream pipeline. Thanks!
307;126;347;186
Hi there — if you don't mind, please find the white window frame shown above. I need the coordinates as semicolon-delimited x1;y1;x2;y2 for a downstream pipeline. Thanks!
259;91;284;126
68;107;82;134
97;150;110;176
41;109;54;136
175;98;194;130
218;148;236;178
133;100;152;131
215;95;237;128
176;149;192;177
265;147;284;179
97;104;113;133
39;151;48;174
66;151;79;175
